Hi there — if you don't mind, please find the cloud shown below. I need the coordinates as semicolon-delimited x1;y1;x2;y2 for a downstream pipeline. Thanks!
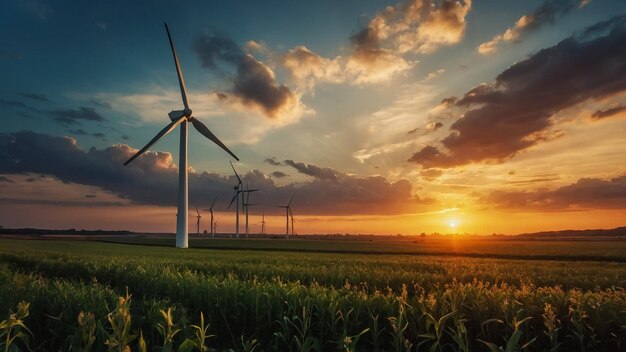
486;174;626;210
193;32;303;119
426;121;443;131
424;69;445;80
478;0;588;54
282;46;344;90
591;105;626;120
52;107;105;125
0;176;14;183
270;171;288;178
264;157;283;166
17;92;50;103
281;0;470;88
420;168;443;181
0;131;427;215
409;16;626;168
284;160;339;181
354;0;472;55
406;0;473;53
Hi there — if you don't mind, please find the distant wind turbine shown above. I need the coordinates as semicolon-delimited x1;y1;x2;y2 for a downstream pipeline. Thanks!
276;193;295;238
123;23;238;248
195;206;201;235
209;196;217;239
260;213;266;236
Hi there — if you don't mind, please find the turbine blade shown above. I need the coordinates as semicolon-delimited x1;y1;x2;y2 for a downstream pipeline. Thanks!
164;23;189;109
191;117;239;161
287;193;295;207
210;196;217;209
196;207;200;216
124;116;185;166
228;191;239;209
230;161;242;184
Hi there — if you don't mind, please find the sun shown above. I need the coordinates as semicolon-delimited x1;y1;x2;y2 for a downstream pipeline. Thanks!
448;219;459;229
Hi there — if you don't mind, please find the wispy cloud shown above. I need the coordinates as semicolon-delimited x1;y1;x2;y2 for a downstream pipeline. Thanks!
479;0;590;54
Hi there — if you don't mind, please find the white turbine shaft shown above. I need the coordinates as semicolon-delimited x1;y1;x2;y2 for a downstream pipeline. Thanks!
176;120;188;248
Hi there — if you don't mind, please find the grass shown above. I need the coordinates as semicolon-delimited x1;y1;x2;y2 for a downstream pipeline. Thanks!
0;237;625;351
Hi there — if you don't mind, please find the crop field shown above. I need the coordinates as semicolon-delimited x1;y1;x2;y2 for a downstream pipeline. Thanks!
1;237;625;351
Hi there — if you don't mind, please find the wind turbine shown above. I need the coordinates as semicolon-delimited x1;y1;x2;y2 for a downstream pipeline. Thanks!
289;208;296;236
260;213;266;236
209;196;217;238
276;193;295;238
123;23;239;248
243;184;259;239
195;206;201;235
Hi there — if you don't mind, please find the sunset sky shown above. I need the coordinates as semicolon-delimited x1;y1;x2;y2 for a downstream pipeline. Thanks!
1;0;625;235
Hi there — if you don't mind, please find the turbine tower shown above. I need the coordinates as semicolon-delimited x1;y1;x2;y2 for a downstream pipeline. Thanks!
209;196;217;238
260;213;266;236
276;193;295;239
123;23;238;248
289;208;296;236
228;161;243;238
195;206;201;235
243;184;259;239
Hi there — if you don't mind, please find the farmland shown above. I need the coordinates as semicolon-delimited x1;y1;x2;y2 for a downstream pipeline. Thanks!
1;237;625;351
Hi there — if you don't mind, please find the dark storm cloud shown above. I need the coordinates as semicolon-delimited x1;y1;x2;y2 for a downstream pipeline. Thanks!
283;160;339;181
0;132;427;215
409;15;626;168
591;105;626;120
193;32;297;118
17;92;50;103
270;171;288;178
486;174;626;210
264;157;283;166
52;107;105;125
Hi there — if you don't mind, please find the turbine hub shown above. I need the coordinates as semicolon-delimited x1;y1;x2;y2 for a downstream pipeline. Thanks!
183;108;192;117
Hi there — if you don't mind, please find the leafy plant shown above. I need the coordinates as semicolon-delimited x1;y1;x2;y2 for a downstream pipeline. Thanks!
104;293;136;352
0;301;32;352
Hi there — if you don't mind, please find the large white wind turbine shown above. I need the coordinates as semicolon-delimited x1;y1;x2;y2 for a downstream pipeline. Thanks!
276;193;295;239
124;23;238;248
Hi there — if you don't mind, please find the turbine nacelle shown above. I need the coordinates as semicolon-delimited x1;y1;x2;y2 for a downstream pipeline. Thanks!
168;109;193;121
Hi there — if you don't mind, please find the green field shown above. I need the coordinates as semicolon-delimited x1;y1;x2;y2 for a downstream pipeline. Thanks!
1;237;625;351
